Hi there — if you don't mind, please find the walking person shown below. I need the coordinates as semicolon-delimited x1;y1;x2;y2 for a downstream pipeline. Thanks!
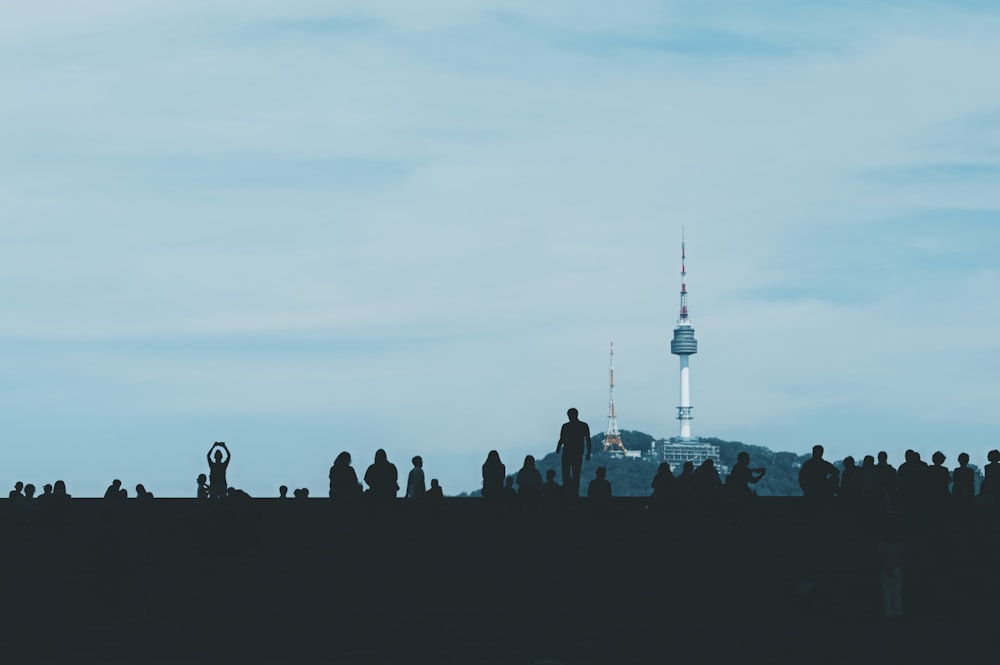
556;408;591;497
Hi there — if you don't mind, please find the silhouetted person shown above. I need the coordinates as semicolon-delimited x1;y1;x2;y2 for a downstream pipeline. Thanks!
952;453;975;506
278;485;289;499
502;477;517;499
426;479;444;499
859;455;880;509
52;480;70;500
8;481;24;502
105;479;125;500
556;408;591;497
406;456;426;499
541;469;562;499
928;451;951;508
839;456;862;504
482;450;505;500
726;452;765;501
982;449;1000;502
799;445;839;509
38;483;53;507
136;484;154;500
898;449;929;525
207;441;231;500
364;449;398;500
329;451;362;500
875;451;898;509
196;474;209;500
676;461;696;505
692;459;721;504
293;488;309;499
516;455;542;499
588;466;612;500
16;483;38;534
651;462;677;505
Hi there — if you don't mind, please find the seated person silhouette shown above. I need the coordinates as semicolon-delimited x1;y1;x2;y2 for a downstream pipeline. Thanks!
135;484;154;500
105;479;126;500
675;461;696;502
329;451;363;499
426;479;444;499
481;450;506;500
364;449;399;499
293;488;310;499
516;455;542;499
541;469;563;499
726;452;765;500
588;466;612;500
196;474;209;500
207;442;231;500
278;485;289;499
8;481;24;500
692;459;722;502
651;462;677;503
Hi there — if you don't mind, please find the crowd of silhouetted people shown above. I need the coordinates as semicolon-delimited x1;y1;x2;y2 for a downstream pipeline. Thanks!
5;412;1000;519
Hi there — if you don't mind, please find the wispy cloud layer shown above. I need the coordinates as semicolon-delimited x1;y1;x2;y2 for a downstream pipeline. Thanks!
2;1;999;495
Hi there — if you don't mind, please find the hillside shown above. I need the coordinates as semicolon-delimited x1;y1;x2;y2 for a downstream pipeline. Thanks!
459;431;983;497
459;430;807;496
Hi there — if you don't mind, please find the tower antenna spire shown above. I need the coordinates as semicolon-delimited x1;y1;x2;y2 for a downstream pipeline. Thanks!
670;236;698;440
602;339;626;455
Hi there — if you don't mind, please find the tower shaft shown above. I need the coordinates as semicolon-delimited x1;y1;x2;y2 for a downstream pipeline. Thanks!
670;238;698;440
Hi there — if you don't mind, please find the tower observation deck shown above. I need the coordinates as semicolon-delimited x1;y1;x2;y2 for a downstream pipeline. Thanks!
670;239;698;441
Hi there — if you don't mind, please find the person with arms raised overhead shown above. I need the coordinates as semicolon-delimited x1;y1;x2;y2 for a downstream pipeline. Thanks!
556;408;591;497
207;442;231;500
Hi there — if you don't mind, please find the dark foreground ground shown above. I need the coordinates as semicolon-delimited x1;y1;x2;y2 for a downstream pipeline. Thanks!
1;497;998;664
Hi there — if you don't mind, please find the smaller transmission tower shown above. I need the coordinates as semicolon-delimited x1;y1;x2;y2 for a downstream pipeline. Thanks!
602;339;626;455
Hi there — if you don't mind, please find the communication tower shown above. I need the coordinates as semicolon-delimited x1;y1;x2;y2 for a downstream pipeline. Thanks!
602;339;626;455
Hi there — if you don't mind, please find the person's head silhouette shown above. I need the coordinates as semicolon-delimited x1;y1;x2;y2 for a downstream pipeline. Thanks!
878;451;889;464
595;466;607;479
567;408;579;421
546;469;557;481
523;455;535;469
279;485;288;498
958;452;970;467
737;452;750;466
412;456;422;468
932;451;946;466
374;449;388;464
812;445;824;459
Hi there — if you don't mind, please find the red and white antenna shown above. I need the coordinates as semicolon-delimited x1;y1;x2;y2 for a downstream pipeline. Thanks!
603;339;626;454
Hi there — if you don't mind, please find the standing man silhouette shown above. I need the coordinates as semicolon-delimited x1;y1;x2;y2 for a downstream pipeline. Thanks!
556;408;591;497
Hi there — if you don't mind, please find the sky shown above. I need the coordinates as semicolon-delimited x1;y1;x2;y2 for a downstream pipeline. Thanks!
2;1;999;497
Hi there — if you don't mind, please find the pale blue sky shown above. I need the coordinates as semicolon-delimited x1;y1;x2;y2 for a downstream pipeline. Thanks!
2;1;999;496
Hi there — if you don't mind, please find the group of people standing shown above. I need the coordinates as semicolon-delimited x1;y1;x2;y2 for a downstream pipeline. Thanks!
798;444;997;514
